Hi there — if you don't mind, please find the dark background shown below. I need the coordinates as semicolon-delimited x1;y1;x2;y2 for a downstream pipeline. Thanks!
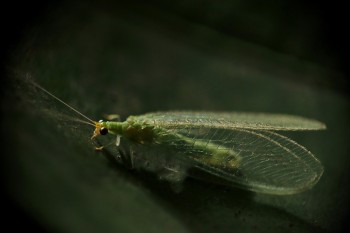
2;0;349;93
1;1;349;232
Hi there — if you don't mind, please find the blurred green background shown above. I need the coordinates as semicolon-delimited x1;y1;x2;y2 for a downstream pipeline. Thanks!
1;1;349;232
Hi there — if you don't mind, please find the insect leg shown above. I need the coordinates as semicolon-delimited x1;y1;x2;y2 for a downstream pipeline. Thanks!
117;146;135;169
115;135;120;146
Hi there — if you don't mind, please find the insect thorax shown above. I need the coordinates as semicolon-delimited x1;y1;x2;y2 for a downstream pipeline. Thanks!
123;121;156;144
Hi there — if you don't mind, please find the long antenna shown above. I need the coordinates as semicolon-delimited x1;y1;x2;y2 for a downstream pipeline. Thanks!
31;81;96;124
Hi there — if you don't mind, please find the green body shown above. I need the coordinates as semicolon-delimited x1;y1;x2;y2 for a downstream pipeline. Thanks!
98;111;325;195
102;117;241;169
29;81;326;194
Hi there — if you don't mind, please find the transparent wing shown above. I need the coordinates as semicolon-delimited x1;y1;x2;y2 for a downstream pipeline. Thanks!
156;126;324;195
135;111;326;131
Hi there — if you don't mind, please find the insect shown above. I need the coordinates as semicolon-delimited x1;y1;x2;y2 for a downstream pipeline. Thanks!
32;82;326;195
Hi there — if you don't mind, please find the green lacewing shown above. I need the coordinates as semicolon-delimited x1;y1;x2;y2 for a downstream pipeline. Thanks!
33;82;326;195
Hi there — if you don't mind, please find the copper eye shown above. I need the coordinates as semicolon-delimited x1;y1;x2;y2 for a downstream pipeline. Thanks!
100;127;108;135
